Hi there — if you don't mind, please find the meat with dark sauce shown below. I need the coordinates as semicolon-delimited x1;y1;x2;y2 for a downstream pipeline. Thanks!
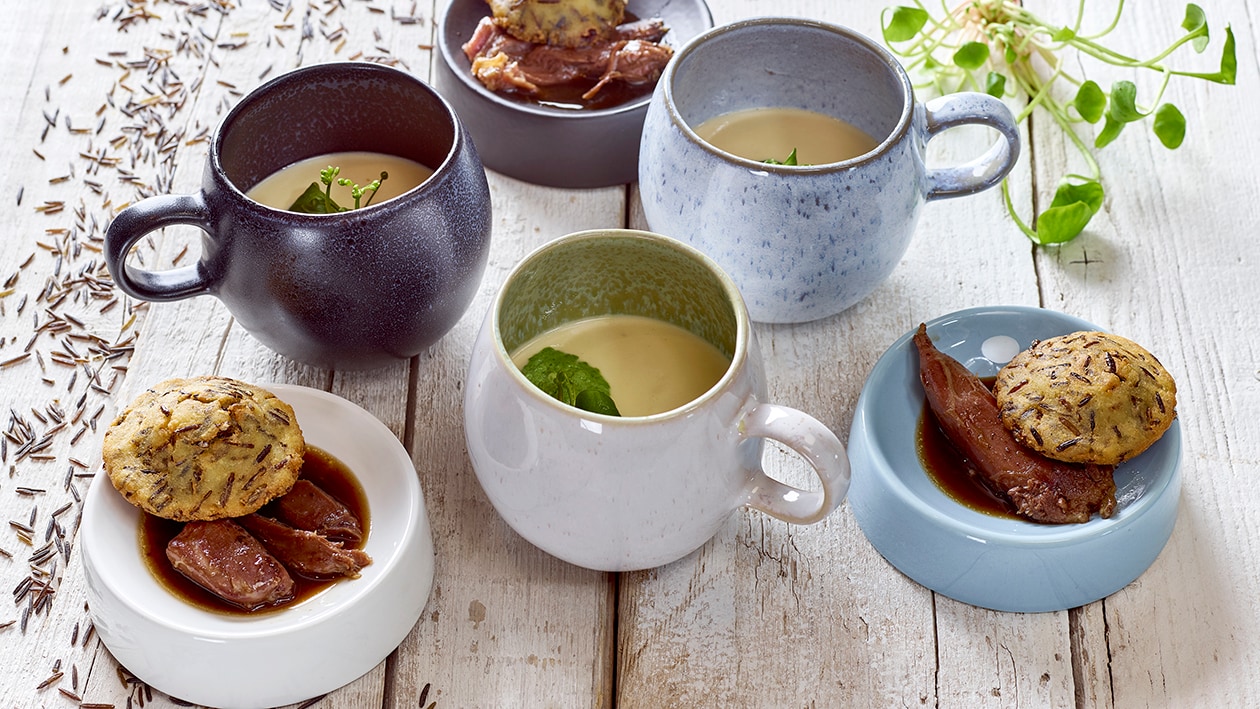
913;324;1117;523
239;514;372;579
166;519;295;610
462;16;673;101
271;479;363;544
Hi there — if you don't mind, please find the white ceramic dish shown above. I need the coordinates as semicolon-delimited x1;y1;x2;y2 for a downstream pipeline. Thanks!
81;383;434;708
847;306;1182;613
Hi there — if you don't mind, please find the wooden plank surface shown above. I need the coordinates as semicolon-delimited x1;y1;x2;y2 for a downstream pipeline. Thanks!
0;1;1257;707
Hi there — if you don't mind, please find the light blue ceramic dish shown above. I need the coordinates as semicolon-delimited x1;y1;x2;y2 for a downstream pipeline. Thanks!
847;306;1182;613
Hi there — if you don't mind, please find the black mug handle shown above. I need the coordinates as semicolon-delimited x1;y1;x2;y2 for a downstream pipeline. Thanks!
104;193;218;302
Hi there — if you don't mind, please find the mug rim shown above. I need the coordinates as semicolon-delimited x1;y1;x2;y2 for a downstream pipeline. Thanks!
490;228;750;423
660;16;915;173
210;61;464;218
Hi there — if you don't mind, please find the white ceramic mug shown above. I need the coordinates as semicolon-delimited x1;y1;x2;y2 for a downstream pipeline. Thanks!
639;17;1021;324
464;229;850;571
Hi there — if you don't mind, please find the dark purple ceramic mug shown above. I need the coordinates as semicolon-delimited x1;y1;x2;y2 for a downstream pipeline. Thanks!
105;62;492;370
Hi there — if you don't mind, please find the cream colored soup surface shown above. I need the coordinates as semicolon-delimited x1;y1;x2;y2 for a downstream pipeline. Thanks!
695;107;880;165
511;314;732;417
247;151;434;210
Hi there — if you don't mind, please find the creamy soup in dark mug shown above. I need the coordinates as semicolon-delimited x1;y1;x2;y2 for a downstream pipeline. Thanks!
104;62;492;370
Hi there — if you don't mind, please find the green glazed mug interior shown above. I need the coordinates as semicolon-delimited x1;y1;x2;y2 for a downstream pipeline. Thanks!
496;230;741;369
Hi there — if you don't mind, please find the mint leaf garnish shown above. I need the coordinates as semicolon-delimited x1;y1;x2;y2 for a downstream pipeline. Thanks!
521;347;620;416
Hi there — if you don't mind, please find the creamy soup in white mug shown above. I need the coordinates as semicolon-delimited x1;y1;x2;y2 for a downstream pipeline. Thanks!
511;314;731;417
247;151;435;210
694;107;880;164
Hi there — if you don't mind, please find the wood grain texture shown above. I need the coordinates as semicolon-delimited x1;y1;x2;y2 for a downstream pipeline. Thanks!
1;1;1256;707
1028;2;1260;706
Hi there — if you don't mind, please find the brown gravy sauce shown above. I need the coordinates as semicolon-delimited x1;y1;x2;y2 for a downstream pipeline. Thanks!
138;446;370;615
916;377;1021;520
526;79;655;111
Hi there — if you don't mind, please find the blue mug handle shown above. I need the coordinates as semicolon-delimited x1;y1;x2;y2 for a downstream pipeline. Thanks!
105;193;217;302
922;92;1022;201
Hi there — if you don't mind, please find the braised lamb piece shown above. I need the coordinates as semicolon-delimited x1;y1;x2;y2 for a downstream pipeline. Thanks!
239;514;372;579
166;519;295;610
164;478;370;610
271;479;363;544
462;15;673;101
913;324;1117;524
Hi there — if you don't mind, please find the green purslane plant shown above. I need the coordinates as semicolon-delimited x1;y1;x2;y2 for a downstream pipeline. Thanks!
288;165;389;214
763;148;802;165
881;1;1236;245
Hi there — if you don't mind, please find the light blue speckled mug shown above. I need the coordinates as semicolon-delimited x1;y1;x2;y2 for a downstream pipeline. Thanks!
639;18;1020;324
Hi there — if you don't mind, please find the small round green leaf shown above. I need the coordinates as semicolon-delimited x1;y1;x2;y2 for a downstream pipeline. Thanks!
1108;80;1145;123
1049;180;1104;213
1181;3;1210;52
1029;181;1104;246
1095;114;1125;149
1153;103;1186;148
953;41;990;70
883;6;929;43
1073;81;1106;123
1051;26;1076;42
1037;181;1104;245
1035;203;1095;245
984;71;1007;97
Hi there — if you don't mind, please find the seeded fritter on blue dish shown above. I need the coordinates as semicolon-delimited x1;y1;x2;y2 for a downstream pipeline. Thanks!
994;331;1177;466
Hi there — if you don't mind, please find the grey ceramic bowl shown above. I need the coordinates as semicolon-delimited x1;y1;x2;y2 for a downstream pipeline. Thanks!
847;307;1182;613
434;0;713;188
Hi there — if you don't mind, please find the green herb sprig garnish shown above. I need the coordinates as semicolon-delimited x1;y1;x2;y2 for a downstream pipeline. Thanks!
880;1;1235;245
520;347;620;416
763;148;802;166
288;166;390;214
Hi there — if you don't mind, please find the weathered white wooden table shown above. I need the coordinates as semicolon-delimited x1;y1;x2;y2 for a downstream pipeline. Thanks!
2;1;1257;706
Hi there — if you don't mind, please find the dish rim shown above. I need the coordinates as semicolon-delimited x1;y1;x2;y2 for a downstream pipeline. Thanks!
80;382;427;640
851;304;1183;545
435;0;714;119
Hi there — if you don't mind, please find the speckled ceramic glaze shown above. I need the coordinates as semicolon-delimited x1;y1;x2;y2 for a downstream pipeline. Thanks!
105;62;492;370
639;18;1021;323
848;307;1182;612
434;0;714;188
464;230;850;571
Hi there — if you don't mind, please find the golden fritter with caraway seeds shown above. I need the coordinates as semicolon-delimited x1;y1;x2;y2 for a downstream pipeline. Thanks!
102;376;304;521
